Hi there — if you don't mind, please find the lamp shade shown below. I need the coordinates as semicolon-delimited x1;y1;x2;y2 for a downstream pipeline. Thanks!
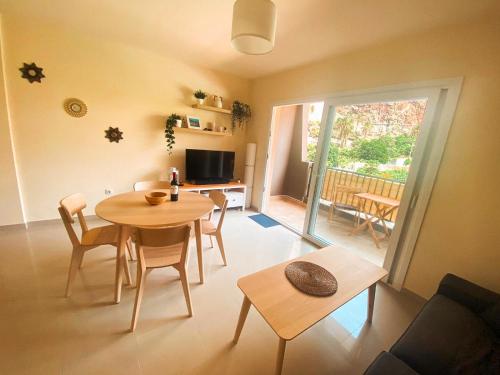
231;0;277;55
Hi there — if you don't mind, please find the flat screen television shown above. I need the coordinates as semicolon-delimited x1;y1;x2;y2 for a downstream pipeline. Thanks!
185;149;235;184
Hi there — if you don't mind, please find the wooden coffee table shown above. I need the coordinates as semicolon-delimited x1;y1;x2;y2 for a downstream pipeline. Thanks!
233;245;388;375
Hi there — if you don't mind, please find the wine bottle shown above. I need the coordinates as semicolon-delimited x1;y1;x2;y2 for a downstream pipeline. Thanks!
170;171;179;201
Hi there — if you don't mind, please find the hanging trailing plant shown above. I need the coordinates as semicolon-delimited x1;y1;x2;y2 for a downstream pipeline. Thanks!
165;113;181;154
231;101;251;130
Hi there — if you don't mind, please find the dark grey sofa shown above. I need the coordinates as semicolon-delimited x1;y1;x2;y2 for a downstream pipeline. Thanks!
364;273;499;375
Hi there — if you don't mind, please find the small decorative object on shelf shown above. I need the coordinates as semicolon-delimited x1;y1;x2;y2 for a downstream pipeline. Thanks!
193;89;207;105
165;113;181;154
19;62;45;83
231;101;251;129
213;95;223;108
63;98;87;117
104;126;123;143
186;116;201;129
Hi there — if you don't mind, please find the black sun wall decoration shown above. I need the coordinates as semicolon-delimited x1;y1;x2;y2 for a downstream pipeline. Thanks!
19;62;45;83
104;127;123;143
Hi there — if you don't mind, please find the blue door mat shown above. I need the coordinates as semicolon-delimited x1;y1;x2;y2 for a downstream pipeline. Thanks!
248;214;281;228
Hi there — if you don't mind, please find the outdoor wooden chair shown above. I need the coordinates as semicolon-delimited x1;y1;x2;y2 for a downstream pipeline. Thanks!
131;225;193;331
133;180;170;191
202;190;229;266
328;184;363;226
58;193;132;297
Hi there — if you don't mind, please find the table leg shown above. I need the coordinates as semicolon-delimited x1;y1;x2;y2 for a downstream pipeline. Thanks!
367;220;381;249
275;338;287;375
374;203;391;237
233;296;251;344
352;198;370;235
194;219;204;284
367;283;376;323
115;225;130;304
351;214;370;234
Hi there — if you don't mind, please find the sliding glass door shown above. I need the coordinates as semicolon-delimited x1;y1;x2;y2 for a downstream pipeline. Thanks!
303;88;441;268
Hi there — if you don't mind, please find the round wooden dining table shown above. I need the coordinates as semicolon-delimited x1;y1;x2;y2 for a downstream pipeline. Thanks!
96;190;214;303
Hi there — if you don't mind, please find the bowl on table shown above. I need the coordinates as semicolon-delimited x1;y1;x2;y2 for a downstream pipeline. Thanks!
145;191;168;205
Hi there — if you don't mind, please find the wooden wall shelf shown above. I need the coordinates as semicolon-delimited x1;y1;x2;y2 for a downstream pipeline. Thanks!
174;127;231;136
192;104;232;115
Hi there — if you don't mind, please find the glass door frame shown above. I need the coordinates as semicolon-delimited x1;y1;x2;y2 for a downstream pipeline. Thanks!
259;78;462;289
302;87;442;275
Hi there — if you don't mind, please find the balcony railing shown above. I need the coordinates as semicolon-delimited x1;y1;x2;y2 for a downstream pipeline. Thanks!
321;168;405;222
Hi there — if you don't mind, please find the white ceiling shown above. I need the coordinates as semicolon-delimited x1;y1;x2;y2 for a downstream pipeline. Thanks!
0;0;498;79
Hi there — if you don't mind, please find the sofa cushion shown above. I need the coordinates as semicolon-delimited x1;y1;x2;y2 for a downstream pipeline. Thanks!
391;294;494;375
364;351;419;375
481;302;500;337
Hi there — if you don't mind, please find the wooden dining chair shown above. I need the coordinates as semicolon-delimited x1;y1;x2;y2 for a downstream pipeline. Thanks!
58;193;132;297
202;190;229;266
131;225;193;331
328;184;363;226
131;181;172;255
133;180;170;191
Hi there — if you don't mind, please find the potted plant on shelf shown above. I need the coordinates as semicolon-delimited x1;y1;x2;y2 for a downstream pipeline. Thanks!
231;101;251;130
165;113;181;154
193;89;207;105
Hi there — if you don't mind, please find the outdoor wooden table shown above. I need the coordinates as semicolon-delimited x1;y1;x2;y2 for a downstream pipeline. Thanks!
233;245;388;375
95;190;214;303
351;192;400;248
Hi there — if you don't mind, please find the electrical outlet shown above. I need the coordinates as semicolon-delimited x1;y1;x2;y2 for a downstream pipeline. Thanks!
104;188;113;196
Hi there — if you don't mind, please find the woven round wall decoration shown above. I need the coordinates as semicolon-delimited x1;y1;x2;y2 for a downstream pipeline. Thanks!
64;98;87;118
284;261;337;297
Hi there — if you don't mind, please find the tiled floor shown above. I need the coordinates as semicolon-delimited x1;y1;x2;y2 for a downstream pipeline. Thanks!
0;209;424;375
266;195;388;266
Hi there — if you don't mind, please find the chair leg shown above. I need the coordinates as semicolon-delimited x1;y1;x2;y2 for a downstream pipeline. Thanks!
65;248;82;297
122;251;132;286
179;266;193;317
78;249;85;269
130;266;146;332
126;238;135;261
215;233;227;266
209;236;214;248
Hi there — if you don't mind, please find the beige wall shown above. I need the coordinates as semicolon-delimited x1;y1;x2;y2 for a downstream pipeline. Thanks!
0;16;250;223
282;105;308;200
269;105;296;196
249;21;500;298
0;18;24;225
268;104;309;200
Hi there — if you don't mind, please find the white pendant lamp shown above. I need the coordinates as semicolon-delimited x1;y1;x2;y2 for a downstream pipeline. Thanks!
231;0;277;55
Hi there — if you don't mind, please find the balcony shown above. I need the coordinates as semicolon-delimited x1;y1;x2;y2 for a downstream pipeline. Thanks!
266;168;404;266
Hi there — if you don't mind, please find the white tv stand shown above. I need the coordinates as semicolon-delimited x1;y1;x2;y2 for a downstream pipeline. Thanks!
180;182;247;211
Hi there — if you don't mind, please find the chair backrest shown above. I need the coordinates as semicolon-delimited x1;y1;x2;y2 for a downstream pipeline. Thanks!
133;180;170;191
332;184;363;204
135;225;191;266
209;190;229;232
59;193;88;246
